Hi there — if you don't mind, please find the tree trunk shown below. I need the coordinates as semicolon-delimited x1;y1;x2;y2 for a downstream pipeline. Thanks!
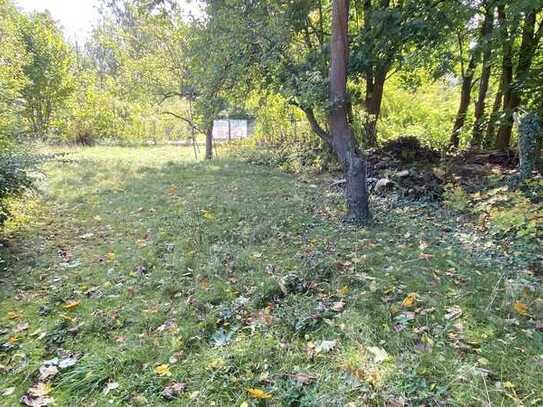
451;6;494;148
364;68;386;147
450;67;475;147
329;0;369;221
472;4;495;147
205;125;213;160
485;82;503;148
495;5;515;150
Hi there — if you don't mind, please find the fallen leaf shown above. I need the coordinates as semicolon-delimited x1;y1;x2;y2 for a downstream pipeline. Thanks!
28;383;51;397
7;311;21;320
15;323;29;333
63;300;81;310
445;306;463;321
331;301;345;312
103;381;119;395
513;301;529;316
156;321;177;333
1;387;15;396
338;286;349;297
58;357;78;369
315;340;337;354
202;210;215;221
161;382;186;400
247;388;272;399
291;373;316;385
401;293;417;308
367;346;388;363
38;365;58;381
154;364;172;377
21;394;54;407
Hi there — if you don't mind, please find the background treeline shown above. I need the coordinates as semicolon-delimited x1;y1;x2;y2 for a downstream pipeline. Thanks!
1;0;542;220
1;0;542;149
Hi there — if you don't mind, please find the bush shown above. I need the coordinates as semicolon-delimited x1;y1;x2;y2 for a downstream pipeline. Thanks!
0;149;43;225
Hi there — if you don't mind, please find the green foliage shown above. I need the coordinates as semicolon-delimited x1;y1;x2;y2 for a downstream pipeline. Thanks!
443;184;470;212
377;79;458;149
0;0;29;141
19;11;75;139
517;111;542;180
0;149;43;225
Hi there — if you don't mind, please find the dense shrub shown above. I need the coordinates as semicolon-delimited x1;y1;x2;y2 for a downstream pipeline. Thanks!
0;149;43;225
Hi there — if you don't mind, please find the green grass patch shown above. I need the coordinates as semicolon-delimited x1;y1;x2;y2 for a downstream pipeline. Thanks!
1;146;541;406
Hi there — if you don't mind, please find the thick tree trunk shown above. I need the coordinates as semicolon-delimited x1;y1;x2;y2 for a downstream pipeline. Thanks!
472;4;495;147
205;125;213;160
330;0;369;221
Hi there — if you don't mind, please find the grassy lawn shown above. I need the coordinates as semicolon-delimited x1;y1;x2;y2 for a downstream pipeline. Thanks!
1;146;541;406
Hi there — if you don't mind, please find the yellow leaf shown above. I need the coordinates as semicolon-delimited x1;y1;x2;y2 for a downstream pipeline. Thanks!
202;210;216;221
513;301;529;316
29;382;52;397
154;364;172;377
401;292;417;308
338;286;349;297
247;388;272;399
240;403;249;407
63;300;81;310
7;311;21;320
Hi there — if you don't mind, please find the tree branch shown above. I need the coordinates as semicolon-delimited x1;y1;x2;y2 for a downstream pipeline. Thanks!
161;111;205;135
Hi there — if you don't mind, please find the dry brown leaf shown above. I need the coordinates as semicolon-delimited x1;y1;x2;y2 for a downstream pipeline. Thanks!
513;301;529;316
291;373;317;385
161;382;186;400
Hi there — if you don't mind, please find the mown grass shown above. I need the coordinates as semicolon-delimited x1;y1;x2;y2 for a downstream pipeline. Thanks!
0;145;541;406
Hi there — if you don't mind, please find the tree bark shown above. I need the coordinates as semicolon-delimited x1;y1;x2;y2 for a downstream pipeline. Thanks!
361;0;389;148
364;67;386;147
472;3;495;147
494;5;541;150
205;125;213;160
450;56;477;148
451;5;494;148
485;81;503;148
329;0;370;221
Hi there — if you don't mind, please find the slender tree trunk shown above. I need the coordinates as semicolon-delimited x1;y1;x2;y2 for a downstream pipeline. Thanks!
450;62;476;148
472;4;495;147
364;68;386;147
205;125;213;160
486;81;503;148
451;6;494;148
495;5;515;150
329;0;369;221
